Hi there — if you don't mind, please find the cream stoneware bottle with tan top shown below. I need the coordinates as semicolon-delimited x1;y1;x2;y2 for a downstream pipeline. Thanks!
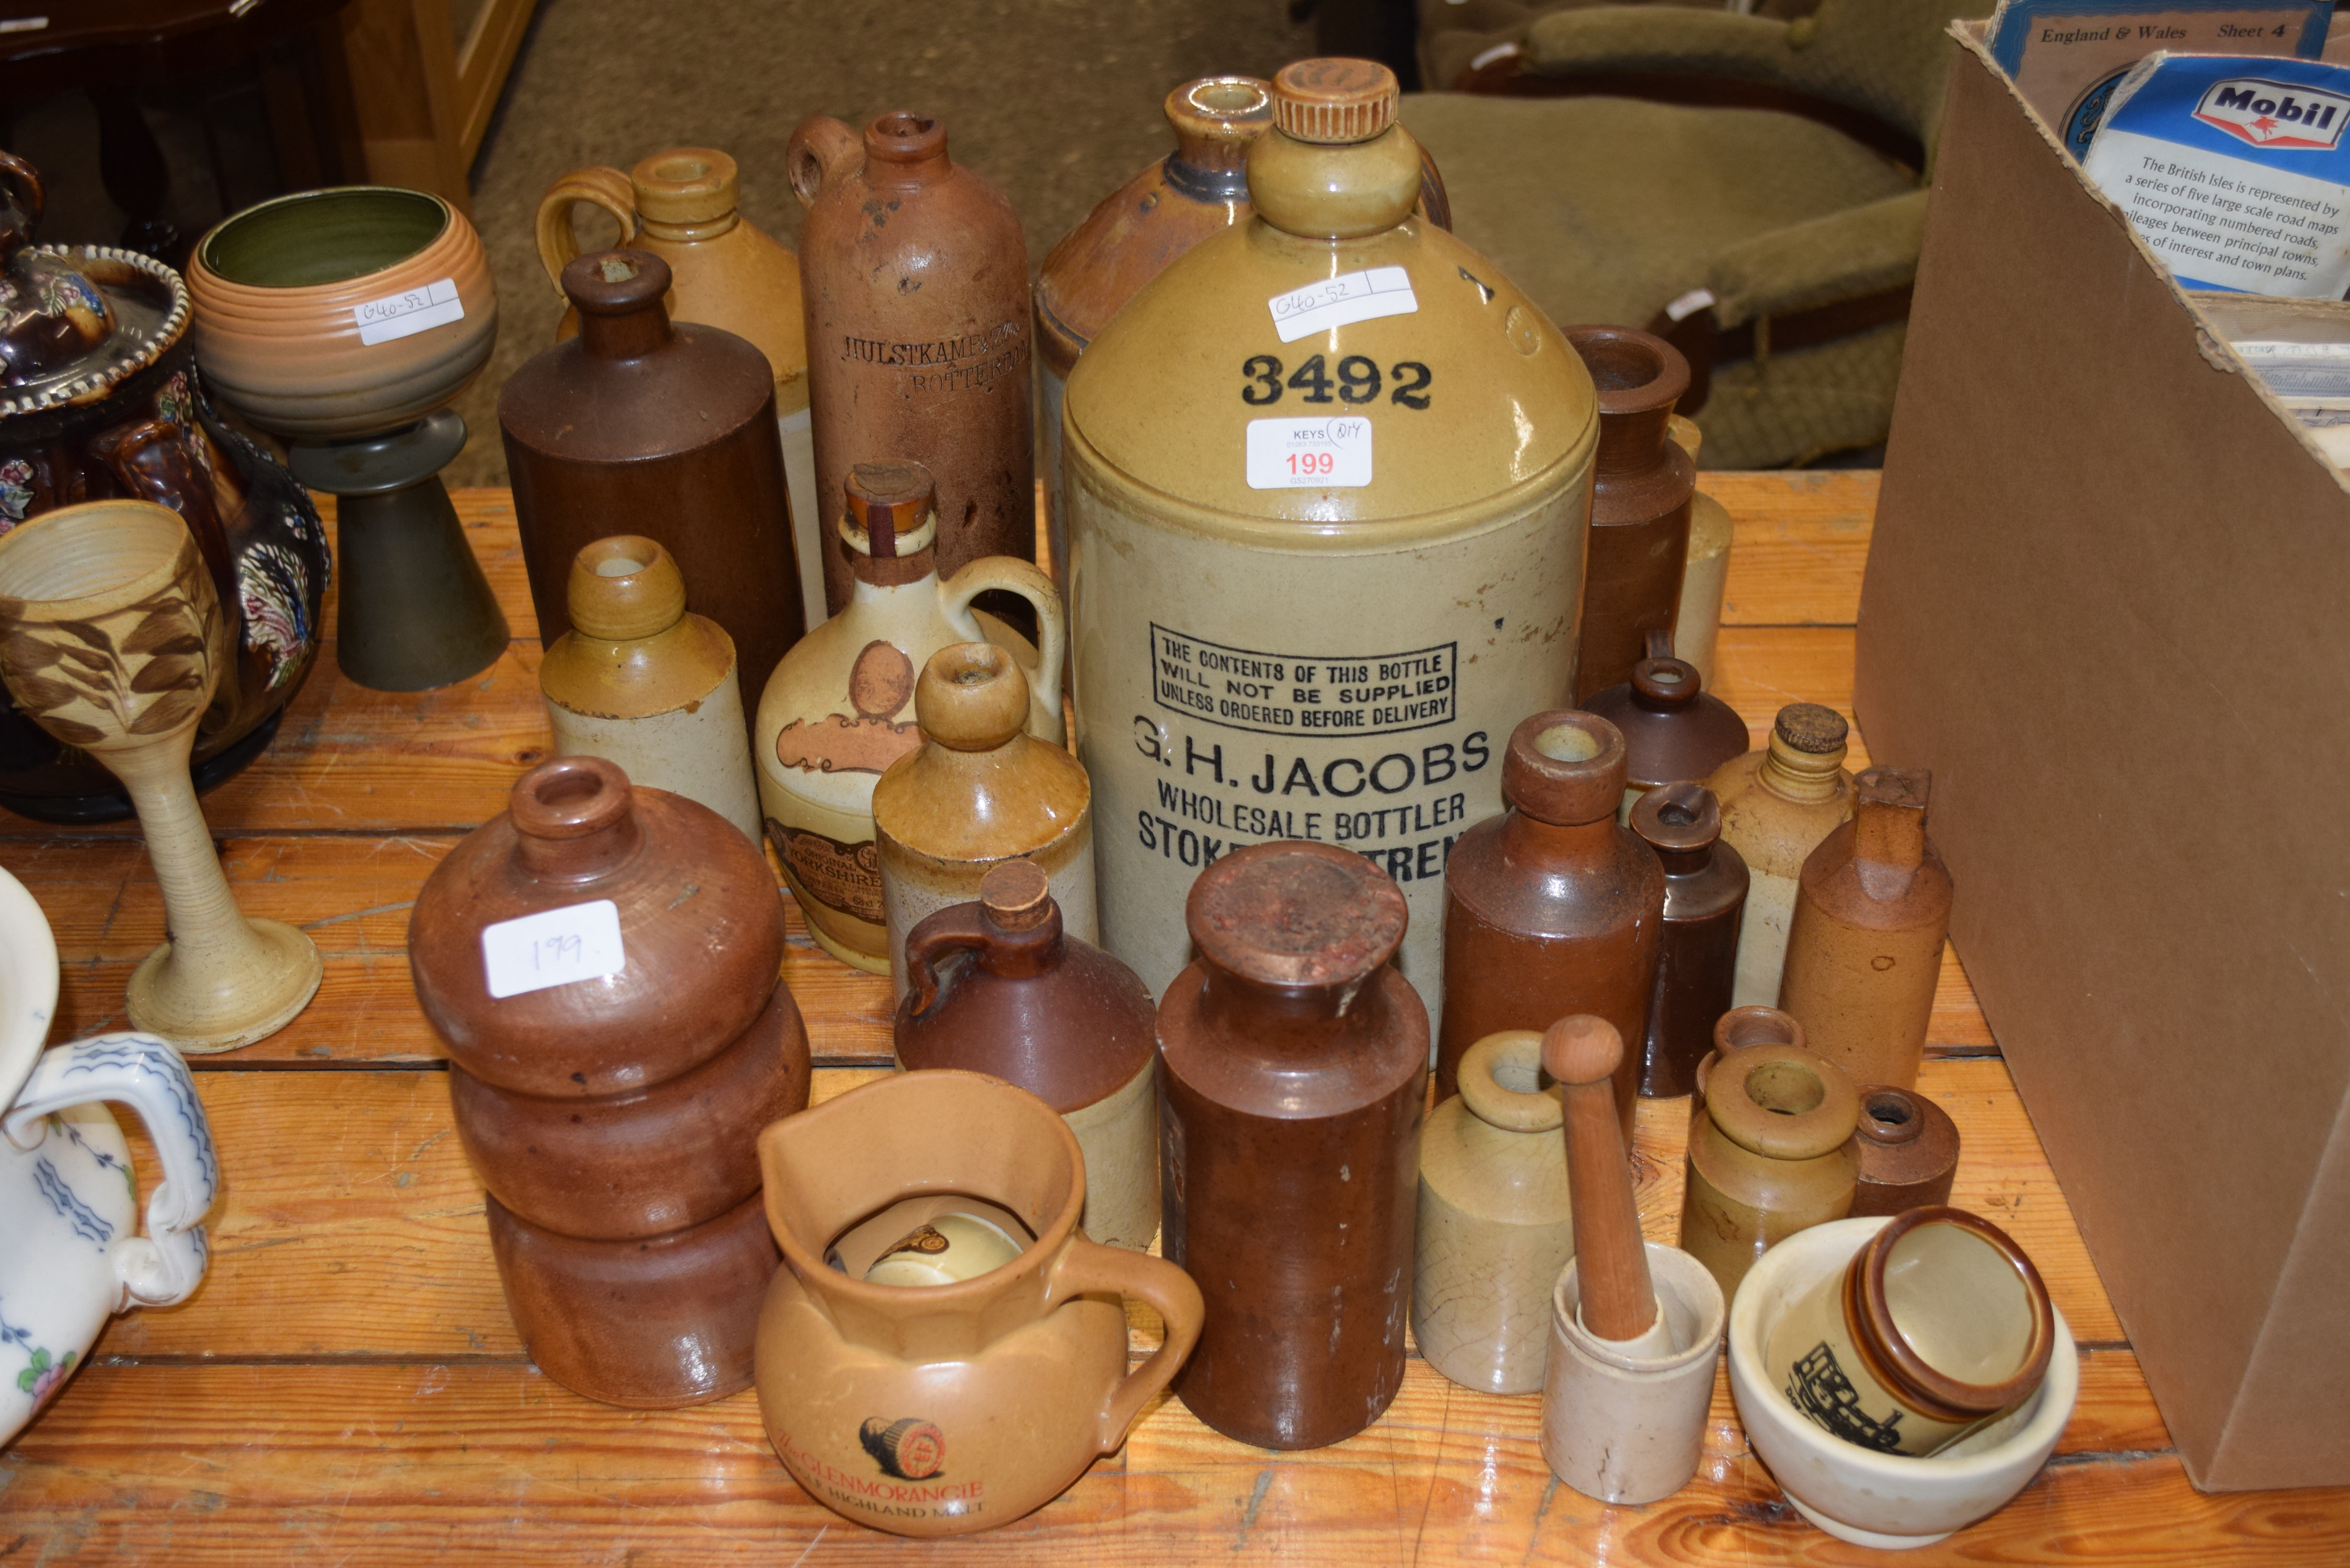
1706;702;1856;1009
1668;414;1732;689
755;461;1063;972
536;148;818;629
873;642;1093;999
540;535;761;846
1678;1041;1859;1301
1062;57;1598;1017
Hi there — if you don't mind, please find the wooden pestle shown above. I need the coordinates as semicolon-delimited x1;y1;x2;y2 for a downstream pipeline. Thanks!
1544;1014;1657;1342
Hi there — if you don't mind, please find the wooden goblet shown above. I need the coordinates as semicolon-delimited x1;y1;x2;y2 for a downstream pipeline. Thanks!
0;500;322;1051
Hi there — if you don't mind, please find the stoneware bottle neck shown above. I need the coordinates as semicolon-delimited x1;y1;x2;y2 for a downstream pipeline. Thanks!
1500;810;1620;864
863;112;952;190
1197;956;1388;1048
975;903;1065;981
511;758;646;884
1656;841;1714;878
639;211;739;245
573;272;673;362
1758;733;1845;804
1247;124;1421;241
1852;772;1930;903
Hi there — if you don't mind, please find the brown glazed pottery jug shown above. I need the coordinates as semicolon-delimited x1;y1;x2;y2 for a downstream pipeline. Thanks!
1678;1041;1859;1301
408;755;807;1406
1158;839;1427;1450
1583;636;1749;823
755;1070;1203;1537
1566;326;1693;704
790;110;1032;617
1850;1084;1962;1218
1437;709;1662;1139
1705;702;1856;1009
896;860;1159;1250
500;249;803;723
1631;783;1747;1099
1777;767;1955;1092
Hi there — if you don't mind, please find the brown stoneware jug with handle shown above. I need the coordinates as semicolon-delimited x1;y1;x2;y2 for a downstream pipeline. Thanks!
1632;782;1747;1099
1437;710;1662;1139
1706;702;1856;1009
1158;840;1427;1450
1567;326;1694;703
1778;767;1955;1092
1849;1084;1962;1217
790;111;1032;617
1583;633;1749;823
754;1070;1203;1537
500;249;803;731
1678;1041;1858;1301
896;860;1159;1251
408;755;807;1408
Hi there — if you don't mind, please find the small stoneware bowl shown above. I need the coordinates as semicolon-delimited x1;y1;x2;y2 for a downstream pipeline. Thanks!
1727;1216;2077;1550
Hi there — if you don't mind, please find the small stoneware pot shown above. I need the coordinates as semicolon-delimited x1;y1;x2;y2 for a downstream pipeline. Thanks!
755;1070;1203;1537
1678;1041;1859;1300
1728;1216;2077;1550
1850;1084;1962;1217
1540;1241;1725;1505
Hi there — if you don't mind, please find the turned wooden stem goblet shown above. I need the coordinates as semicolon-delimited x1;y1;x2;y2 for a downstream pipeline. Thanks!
0;500;322;1051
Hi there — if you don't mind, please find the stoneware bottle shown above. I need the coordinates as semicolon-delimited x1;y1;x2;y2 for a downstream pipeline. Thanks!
1412;1029;1573;1395
1437;709;1662;1139
1765;1205;2053;1458
1705;702;1856;1010
789;110;1033;616
1566;326;1693;704
539;535;762;846
1668;413;1732;690
755;1070;1202;1537
408;755;808;1408
1778;766;1955;1092
535;148;821;631
1582;636;1748;824
873;643;1093;998
896;860;1159;1251
1062;58;1599;1018
1631;782;1747;1099
1157;839;1427;1450
500;249;804;721
1678;1041;1859;1302
1850;1083;1962;1218
1035;76;1274;580
754;460;1064;973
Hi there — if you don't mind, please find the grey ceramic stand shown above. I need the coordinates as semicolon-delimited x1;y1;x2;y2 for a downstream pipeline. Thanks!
288;410;509;691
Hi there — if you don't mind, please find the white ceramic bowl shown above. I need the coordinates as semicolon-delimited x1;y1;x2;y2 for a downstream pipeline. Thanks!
1727;1216;2078;1550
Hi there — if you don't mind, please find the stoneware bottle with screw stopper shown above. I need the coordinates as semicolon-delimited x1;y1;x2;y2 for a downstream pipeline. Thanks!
1849;1084;1962;1218
1412;1029;1573;1394
896;860;1159;1250
1631;782;1746;1099
540;535;761;845
1437;709;1662;1138
1063;58;1598;1019
1705;702;1856;1009
755;461;1064;973
1678;1040;1859;1301
1778;766;1954;1091
873;643;1093;999
1567;326;1694;704
1583;632;1748;824
1157;839;1427;1450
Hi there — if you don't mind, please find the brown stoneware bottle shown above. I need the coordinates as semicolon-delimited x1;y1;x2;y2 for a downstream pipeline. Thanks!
1157;840;1427;1450
1631;783;1747;1099
1778;766;1955;1091
790;110;1032;616
1566;326;1694;704
1849;1083;1963;1217
500;250;804;722
1582;634;1749;822
1705;702;1856;1009
896;860;1160;1251
1677;1041;1858;1301
408;755;809;1407
1437;710;1663;1140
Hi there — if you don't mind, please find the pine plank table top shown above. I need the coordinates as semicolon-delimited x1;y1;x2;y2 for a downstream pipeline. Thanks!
1;475;2340;1565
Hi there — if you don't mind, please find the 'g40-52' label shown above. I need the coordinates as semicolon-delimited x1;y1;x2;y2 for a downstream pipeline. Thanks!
1151;624;1455;736
1246;416;1371;489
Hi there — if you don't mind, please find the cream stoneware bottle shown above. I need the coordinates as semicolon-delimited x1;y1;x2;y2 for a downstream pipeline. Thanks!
1706;702;1856;1009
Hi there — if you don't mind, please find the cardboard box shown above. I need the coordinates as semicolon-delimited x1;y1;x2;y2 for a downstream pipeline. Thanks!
1856;26;2350;1491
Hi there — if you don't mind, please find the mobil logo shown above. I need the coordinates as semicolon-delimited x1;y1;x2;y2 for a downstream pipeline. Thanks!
2194;78;2350;150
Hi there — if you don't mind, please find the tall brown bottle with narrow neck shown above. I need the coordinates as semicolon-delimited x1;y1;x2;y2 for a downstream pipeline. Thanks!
1567;326;1694;703
1157;840;1426;1450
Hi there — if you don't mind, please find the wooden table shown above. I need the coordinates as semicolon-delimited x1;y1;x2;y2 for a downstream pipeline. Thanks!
0;475;2335;1564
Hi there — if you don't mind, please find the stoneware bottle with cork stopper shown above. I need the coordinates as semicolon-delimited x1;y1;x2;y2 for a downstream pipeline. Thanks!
1157;839;1427;1450
789;109;1033;617
1678;1040;1859;1301
1849;1083;1962;1218
1706;701;1856;1009
754;461;1064;973
1412;1029;1573;1395
1667;414;1732;689
1062;57;1598;1019
1777;766;1954;1091
1631;782;1747;1099
535;148;820;630
895;860;1159;1251
1568;326;1694;704
540;535;761;845
1437;709;1662;1138
1583;632;1748;824
500;249;804;716
873;642;1093;998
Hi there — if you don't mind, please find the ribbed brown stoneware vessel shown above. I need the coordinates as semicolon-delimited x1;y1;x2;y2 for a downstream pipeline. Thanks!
1566;326;1693;703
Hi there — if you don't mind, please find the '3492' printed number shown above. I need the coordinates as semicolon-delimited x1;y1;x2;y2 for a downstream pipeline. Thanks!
1242;354;1432;409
